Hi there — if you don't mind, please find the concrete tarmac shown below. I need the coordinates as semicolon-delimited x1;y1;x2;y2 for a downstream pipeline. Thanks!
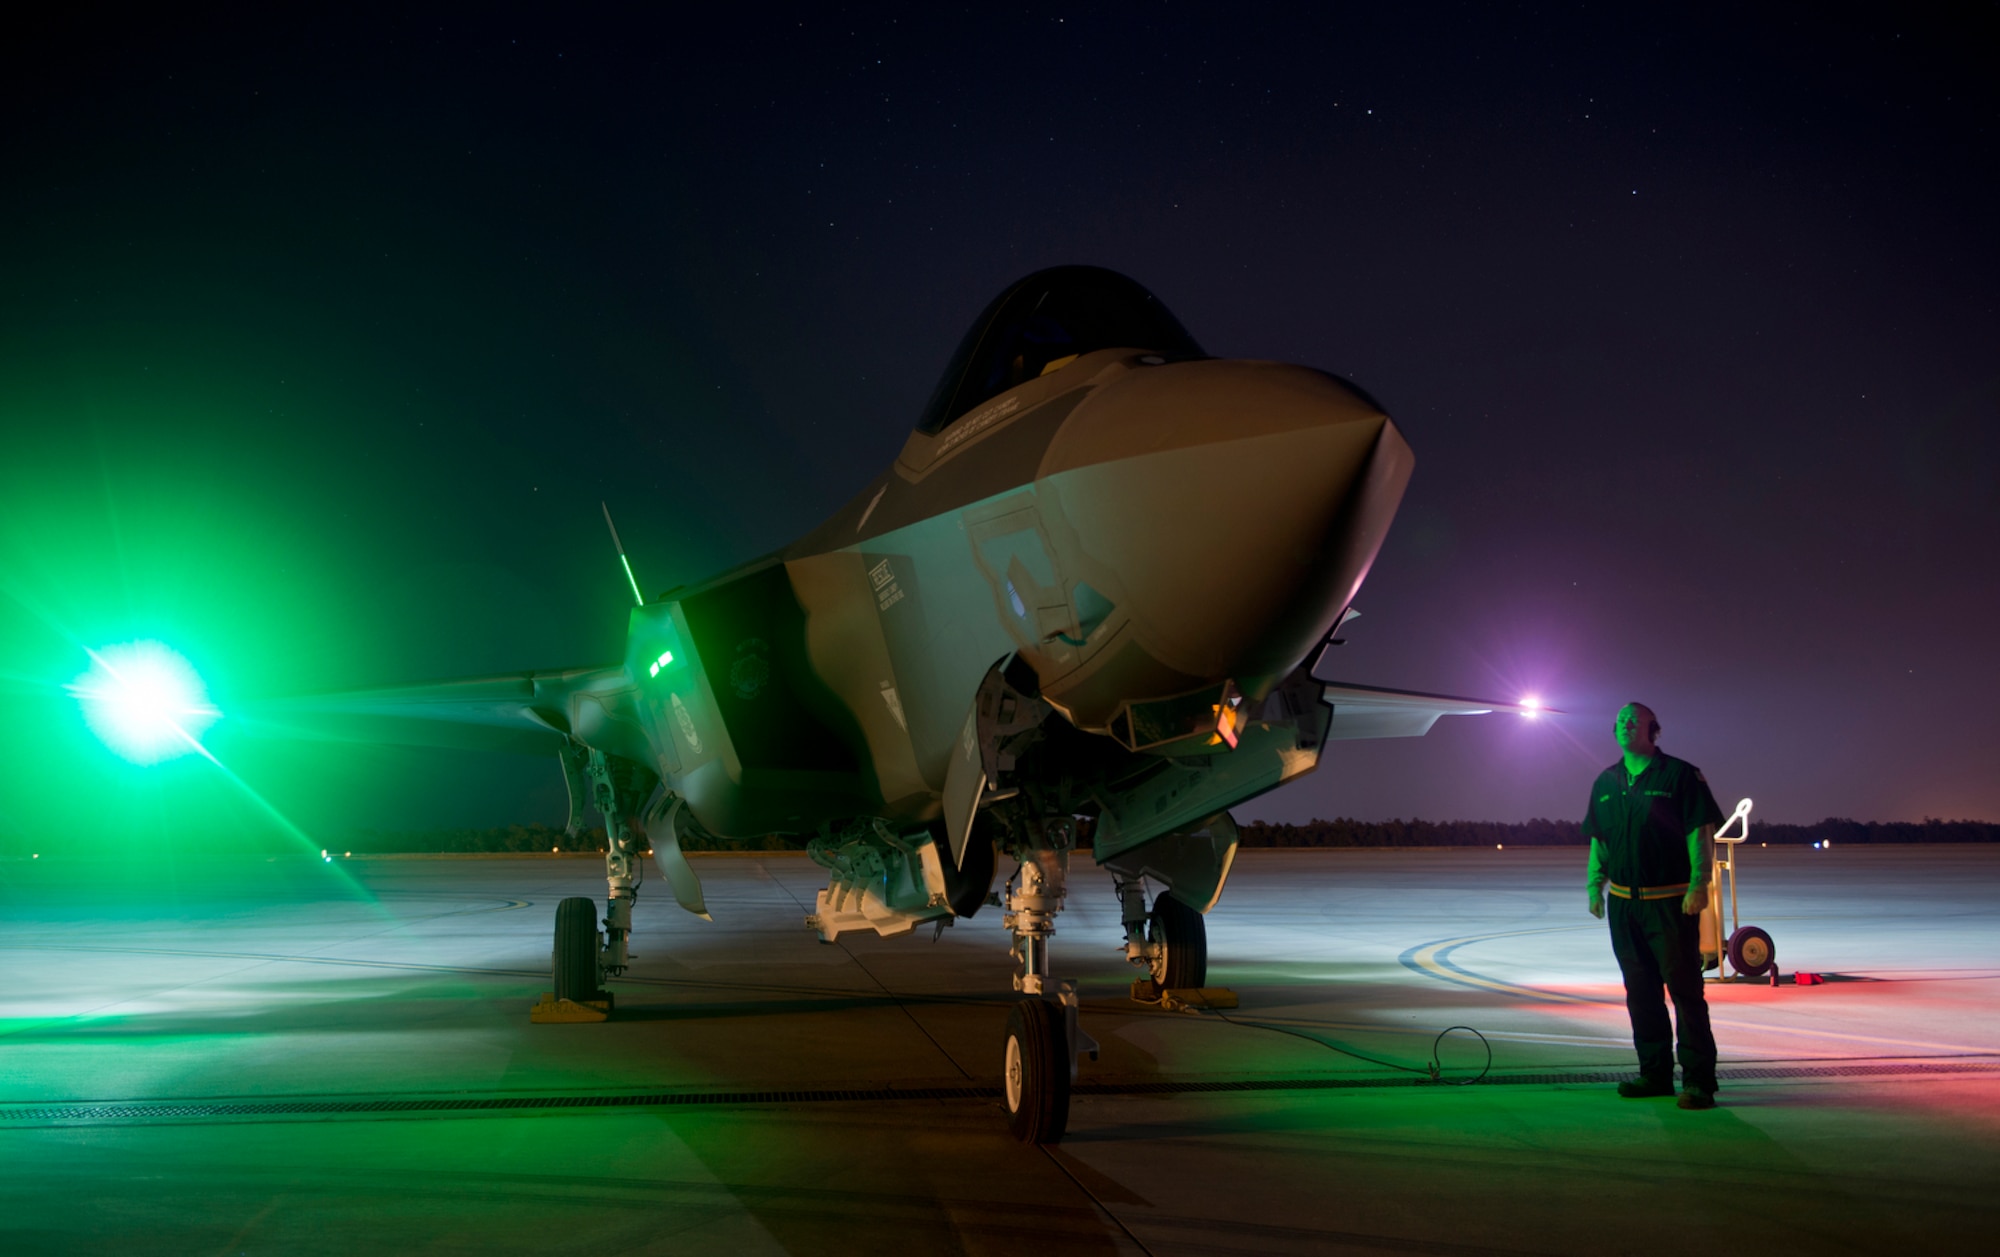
2;844;1996;1255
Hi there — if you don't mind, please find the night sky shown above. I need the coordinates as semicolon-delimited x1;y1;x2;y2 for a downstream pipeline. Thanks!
3;5;1995;851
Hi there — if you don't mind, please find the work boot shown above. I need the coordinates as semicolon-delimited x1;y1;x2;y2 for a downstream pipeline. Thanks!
1677;1086;1716;1110
1616;1077;1675;1098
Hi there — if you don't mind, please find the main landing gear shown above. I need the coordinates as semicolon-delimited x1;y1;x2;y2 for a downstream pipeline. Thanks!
535;745;647;1023
1114;873;1208;994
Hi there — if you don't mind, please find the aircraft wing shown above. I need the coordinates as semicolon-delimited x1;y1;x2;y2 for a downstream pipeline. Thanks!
1311;675;1542;741
242;666;621;755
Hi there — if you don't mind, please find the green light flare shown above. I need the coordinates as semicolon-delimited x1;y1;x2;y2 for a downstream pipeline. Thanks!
69;642;221;765
647;649;674;677
618;554;644;608
51;638;373;897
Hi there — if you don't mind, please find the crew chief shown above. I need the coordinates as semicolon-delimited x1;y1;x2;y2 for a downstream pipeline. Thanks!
1584;702;1725;1110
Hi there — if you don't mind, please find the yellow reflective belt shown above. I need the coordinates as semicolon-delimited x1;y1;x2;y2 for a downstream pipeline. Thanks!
1607;881;1689;901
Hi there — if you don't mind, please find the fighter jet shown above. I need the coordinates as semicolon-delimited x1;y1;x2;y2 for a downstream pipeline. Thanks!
274;265;1529;1143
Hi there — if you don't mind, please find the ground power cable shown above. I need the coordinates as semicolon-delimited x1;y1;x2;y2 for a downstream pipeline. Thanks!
1208;1010;1493;1085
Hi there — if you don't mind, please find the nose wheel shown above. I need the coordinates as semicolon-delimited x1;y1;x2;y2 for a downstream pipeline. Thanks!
1002;998;1070;1143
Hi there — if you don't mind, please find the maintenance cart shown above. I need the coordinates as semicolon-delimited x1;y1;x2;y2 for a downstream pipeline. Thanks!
1703;797;1778;983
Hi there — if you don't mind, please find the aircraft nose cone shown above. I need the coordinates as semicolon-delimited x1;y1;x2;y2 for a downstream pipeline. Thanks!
1032;360;1412;724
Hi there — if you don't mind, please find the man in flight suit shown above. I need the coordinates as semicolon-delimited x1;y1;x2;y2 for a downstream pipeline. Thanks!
1584;702;1725;1110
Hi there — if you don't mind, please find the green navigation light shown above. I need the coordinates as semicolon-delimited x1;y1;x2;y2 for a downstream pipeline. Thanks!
648;649;674;677
68;641;221;764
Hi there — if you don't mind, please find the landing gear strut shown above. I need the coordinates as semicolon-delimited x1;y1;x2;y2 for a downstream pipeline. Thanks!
544;743;651;1014
582;748;646;981
999;847;1098;1144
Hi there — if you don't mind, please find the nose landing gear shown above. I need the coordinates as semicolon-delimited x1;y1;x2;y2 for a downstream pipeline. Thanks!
1000;848;1098;1144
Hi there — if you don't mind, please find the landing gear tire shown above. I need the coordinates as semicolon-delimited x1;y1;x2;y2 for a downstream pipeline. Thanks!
1002;998;1070;1144
1726;925;1775;978
553;896;603;1002
1148;892;1208;989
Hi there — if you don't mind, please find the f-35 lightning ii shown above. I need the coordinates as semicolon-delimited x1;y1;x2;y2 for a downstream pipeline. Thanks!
280;266;1528;1143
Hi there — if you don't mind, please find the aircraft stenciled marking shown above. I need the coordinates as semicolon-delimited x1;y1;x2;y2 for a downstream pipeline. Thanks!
670;692;703;754
937;394;1020;454
867;558;906;611
878;682;907;730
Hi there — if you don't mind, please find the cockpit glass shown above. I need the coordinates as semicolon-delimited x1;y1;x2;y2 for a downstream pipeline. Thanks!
917;266;1203;434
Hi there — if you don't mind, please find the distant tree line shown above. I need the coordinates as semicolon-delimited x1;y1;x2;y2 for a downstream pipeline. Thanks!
1241;818;1584;847
342;823;802;854
1237;817;2000;847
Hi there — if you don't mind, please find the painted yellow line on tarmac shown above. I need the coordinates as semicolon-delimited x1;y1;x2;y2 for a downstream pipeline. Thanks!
1404;926;1607;1006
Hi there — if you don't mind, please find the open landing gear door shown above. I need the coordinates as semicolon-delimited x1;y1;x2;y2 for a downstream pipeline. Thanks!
644;794;711;920
1099;811;1239;913
941;704;984;870
942;660;1048;870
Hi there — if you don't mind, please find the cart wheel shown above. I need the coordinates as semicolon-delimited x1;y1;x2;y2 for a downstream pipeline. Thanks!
1727;925;1775;978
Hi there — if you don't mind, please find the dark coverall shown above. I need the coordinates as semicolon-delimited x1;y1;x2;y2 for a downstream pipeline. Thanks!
1583;753;1726;1091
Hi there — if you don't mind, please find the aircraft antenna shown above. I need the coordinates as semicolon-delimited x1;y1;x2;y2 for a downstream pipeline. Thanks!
601;502;645;607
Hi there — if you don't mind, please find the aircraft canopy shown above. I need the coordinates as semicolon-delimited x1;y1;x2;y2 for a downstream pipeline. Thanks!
918;265;1202;434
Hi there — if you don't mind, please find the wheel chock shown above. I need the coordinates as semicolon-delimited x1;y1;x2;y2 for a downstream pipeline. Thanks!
1129;979;1238;1012
1161;987;1238;1012
530;991;614;1023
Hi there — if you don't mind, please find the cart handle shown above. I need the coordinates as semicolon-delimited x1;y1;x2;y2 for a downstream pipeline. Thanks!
1716;797;1753;845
